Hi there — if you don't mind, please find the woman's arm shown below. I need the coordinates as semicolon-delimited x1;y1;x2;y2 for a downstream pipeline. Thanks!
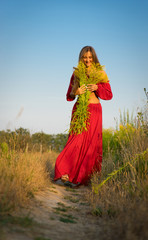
66;74;76;101
95;82;113;100
66;73;86;101
94;70;113;100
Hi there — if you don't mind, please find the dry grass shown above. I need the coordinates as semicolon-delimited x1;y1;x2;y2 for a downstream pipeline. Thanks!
98;201;148;240
0;151;58;213
88;123;148;240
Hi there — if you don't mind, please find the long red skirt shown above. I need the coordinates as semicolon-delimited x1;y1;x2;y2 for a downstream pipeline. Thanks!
54;103;102;185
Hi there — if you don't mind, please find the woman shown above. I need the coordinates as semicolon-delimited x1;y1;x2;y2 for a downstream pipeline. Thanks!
54;46;113;187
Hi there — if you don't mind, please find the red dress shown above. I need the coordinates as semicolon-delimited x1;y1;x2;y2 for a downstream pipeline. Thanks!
54;73;113;185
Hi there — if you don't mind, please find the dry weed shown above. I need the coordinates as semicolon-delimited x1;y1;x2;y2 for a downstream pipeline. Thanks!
0;151;58;213
88;121;148;240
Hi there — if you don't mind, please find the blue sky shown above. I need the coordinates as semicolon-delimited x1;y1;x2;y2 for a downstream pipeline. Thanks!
0;0;148;134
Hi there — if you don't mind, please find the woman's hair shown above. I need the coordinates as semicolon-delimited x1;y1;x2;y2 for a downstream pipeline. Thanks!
78;46;100;64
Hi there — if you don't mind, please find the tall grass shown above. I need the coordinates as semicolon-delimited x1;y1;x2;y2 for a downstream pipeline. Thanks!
0;149;58;213
89;105;148;239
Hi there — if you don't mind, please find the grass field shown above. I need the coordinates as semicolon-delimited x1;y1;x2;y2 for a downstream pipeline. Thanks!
0;100;147;239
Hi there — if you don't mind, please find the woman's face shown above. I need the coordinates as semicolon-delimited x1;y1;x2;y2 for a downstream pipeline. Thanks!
82;51;93;68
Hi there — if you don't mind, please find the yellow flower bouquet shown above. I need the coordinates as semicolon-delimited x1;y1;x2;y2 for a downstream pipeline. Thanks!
69;61;109;135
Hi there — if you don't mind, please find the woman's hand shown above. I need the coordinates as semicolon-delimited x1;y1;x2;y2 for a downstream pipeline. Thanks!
75;84;87;95
87;84;98;92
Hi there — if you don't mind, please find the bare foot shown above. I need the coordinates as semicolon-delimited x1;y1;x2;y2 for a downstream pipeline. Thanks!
61;174;69;182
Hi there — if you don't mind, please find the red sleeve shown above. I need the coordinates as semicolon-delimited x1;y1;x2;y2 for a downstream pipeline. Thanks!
66;73;75;101
95;82;113;100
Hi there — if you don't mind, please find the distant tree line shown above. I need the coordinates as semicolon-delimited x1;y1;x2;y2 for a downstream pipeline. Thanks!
0;128;68;153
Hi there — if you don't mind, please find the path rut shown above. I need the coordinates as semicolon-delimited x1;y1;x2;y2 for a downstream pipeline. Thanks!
1;183;102;240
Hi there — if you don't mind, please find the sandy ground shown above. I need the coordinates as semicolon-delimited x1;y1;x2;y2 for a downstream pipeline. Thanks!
1;182;103;240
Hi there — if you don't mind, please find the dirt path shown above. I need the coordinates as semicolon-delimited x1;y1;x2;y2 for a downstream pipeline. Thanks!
1;183;102;240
